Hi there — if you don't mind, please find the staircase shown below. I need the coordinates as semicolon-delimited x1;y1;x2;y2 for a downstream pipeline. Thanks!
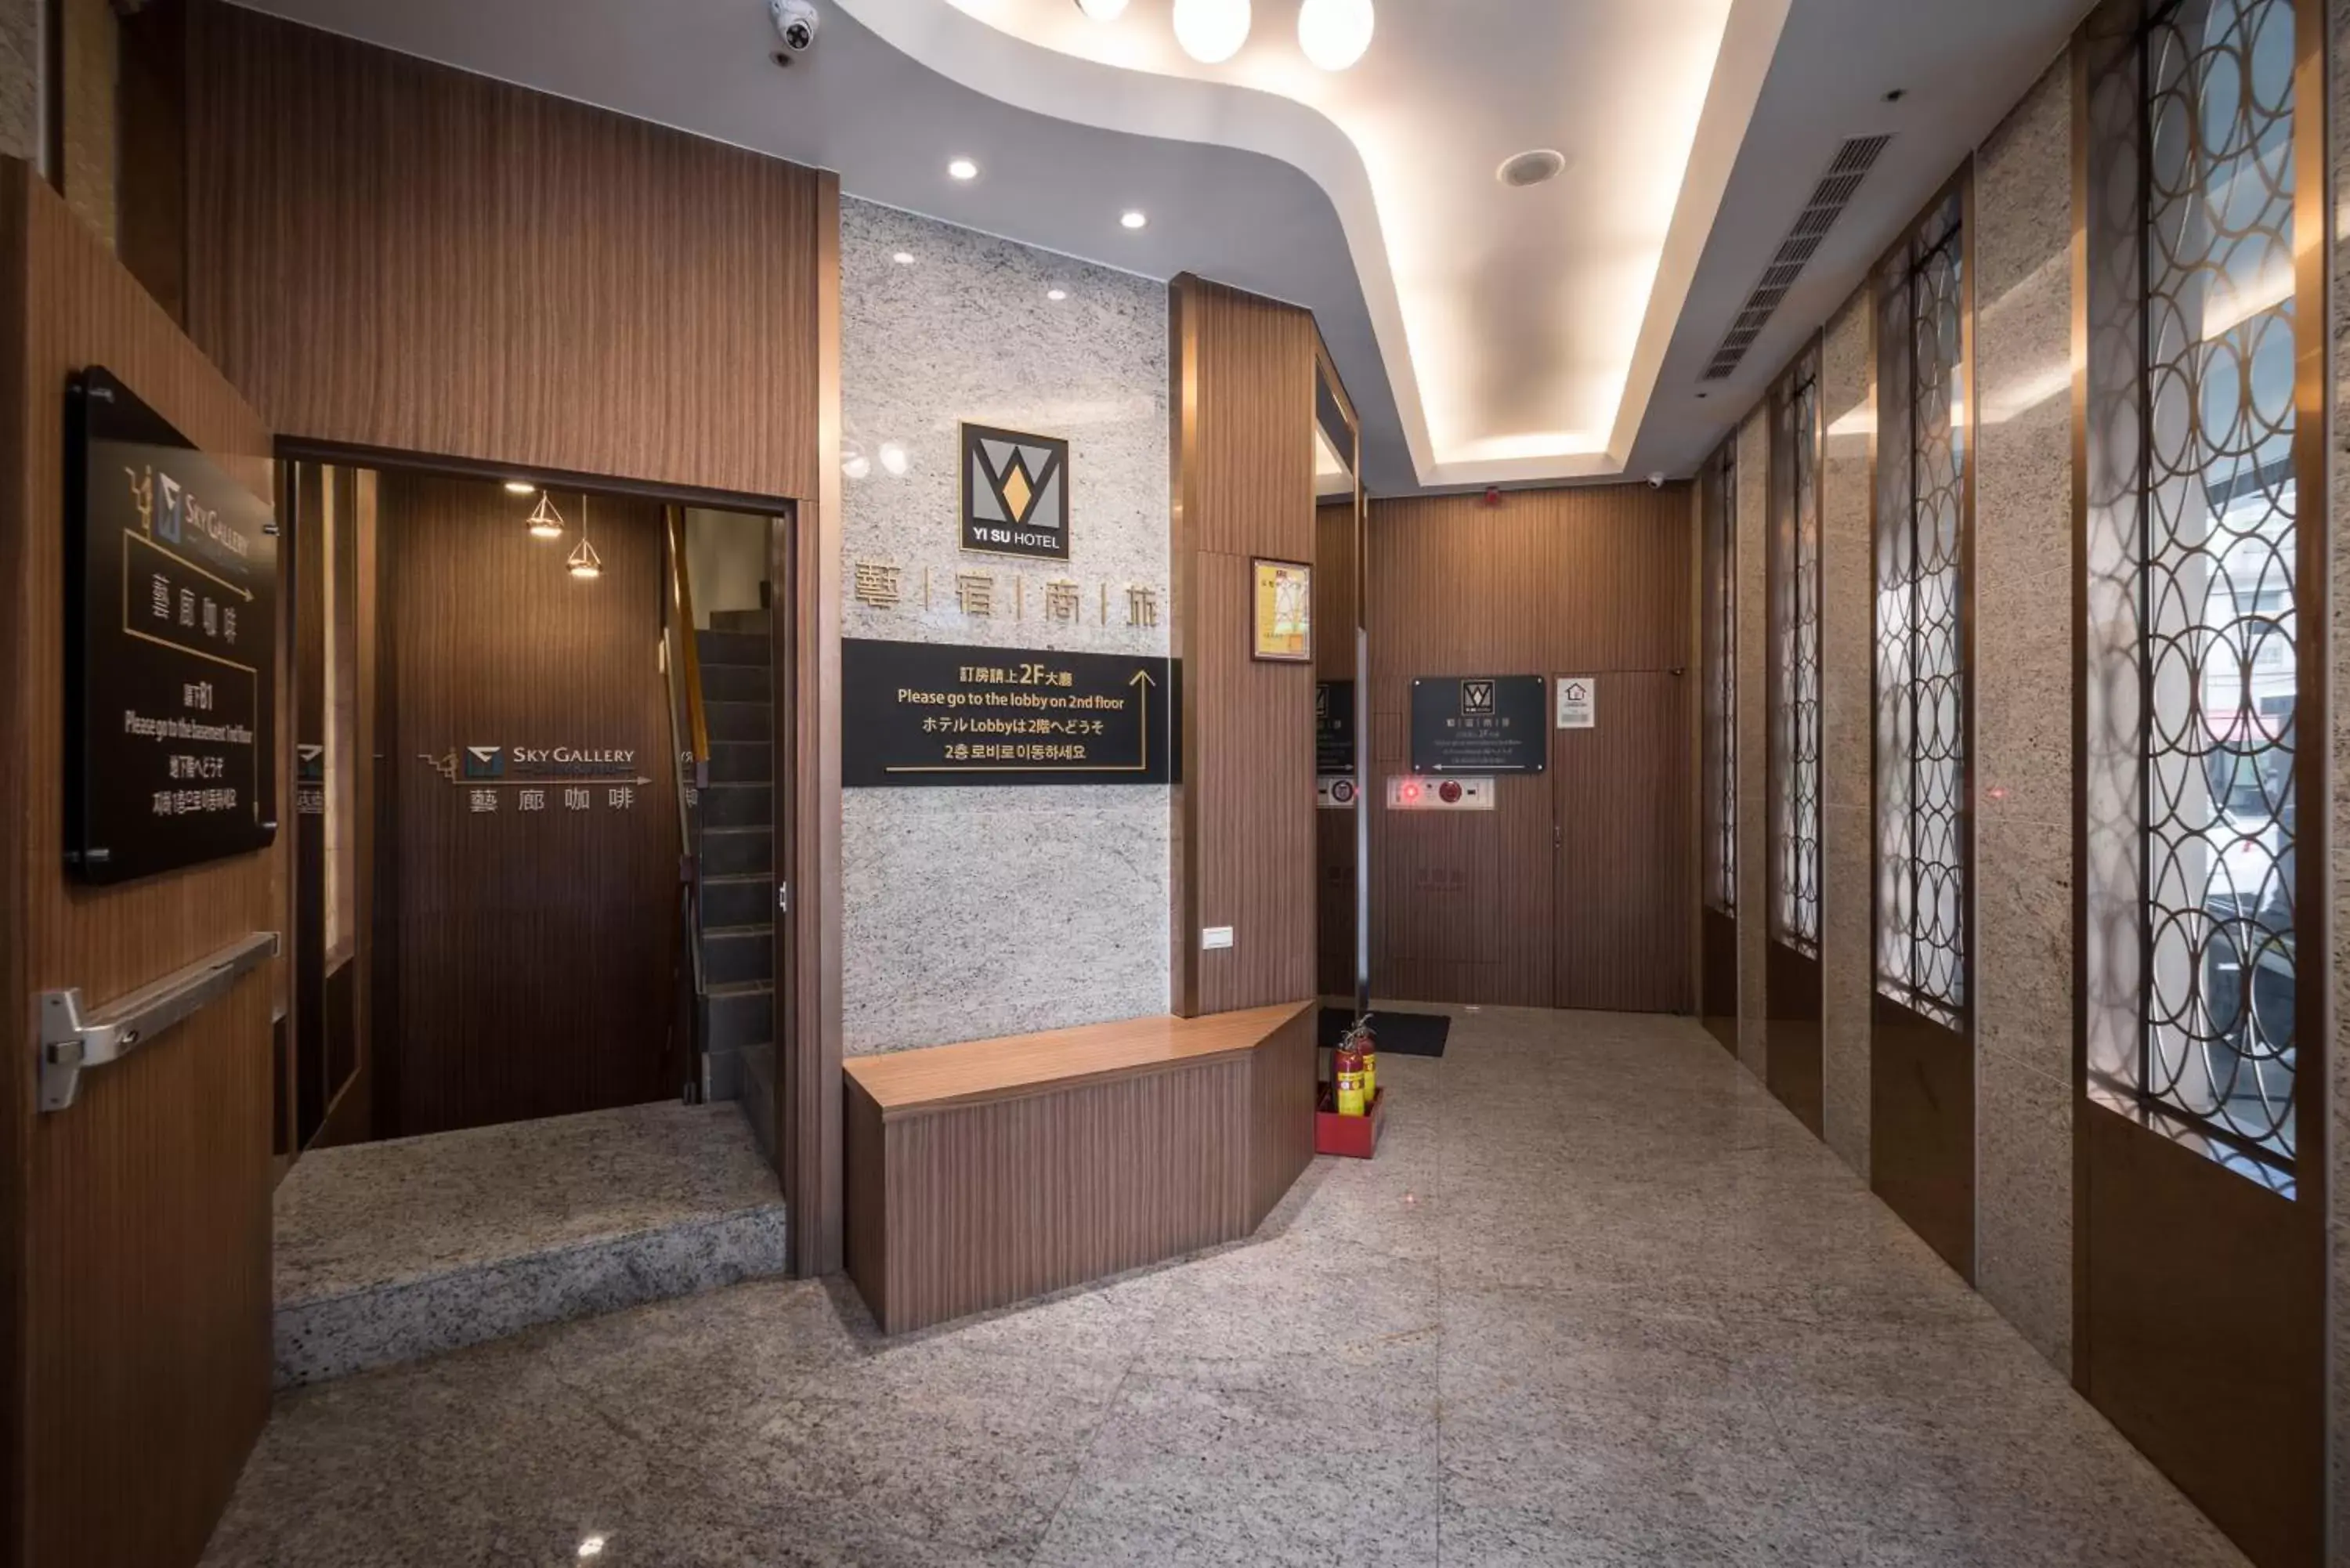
694;609;779;1159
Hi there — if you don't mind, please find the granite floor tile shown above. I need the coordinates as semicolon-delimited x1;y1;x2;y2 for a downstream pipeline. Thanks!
203;1007;2247;1568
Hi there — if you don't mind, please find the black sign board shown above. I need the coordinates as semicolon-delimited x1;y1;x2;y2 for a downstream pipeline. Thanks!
960;422;1071;560
66;367;279;882
1316;679;1355;775
844;638;1175;786
1408;674;1546;775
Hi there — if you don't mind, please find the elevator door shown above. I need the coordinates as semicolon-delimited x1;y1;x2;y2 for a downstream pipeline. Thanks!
1552;669;1691;1013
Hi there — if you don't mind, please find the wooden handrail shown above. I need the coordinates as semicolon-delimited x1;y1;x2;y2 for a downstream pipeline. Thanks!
666;506;712;777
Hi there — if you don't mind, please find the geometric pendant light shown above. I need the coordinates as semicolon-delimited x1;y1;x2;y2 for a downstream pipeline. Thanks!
525;490;566;540
566;493;602;580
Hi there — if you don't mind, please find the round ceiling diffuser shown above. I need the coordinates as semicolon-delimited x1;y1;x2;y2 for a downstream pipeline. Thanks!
1496;149;1569;188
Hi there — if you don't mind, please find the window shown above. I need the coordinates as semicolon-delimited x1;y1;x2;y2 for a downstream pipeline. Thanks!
1874;192;1969;1027
2087;0;2305;1180
1701;442;1737;913
1769;358;1822;952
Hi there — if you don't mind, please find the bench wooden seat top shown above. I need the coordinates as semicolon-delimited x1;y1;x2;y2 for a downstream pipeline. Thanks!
842;1000;1313;1118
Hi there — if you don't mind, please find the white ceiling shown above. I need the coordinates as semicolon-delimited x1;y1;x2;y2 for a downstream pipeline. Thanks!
233;0;2089;495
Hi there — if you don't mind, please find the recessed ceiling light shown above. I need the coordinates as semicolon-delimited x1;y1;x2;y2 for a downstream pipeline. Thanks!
947;157;980;181
1495;149;1568;188
1296;0;1372;71
1172;0;1249;63
1047;287;1068;301
892;251;916;266
1074;0;1128;17
1120;210;1148;230
504;480;537;495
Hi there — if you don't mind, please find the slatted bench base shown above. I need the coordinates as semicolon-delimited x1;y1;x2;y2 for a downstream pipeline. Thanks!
844;1003;1316;1335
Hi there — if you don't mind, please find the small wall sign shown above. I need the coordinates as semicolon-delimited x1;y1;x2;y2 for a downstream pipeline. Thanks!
1555;675;1596;729
1252;558;1312;662
961;423;1070;560
1315;679;1355;775
843;638;1176;786
1408;674;1546;774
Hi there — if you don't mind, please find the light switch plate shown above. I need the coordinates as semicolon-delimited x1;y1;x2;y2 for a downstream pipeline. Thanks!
1201;926;1235;951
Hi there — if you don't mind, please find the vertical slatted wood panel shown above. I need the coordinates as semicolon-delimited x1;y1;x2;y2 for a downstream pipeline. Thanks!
378;473;680;1137
1366;486;1693;1009
183;4;822;503
1553;669;1694;1012
0;162;279;1568
1170;277;1317;1017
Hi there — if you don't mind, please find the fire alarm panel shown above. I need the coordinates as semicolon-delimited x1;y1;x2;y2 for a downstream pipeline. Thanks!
1386;775;1495;811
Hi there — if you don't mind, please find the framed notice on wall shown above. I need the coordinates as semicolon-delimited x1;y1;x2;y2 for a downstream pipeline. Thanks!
1252;558;1312;662
65;366;279;883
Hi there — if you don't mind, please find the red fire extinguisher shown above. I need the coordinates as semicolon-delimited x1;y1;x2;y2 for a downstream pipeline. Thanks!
1334;1028;1368;1118
1353;1017;1377;1107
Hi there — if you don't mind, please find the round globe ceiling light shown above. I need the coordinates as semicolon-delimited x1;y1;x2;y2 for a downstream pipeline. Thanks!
1296;0;1372;70
1074;0;1128;18
1172;0;1250;63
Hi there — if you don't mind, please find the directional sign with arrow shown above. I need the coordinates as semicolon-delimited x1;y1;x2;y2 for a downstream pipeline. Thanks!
842;638;1177;787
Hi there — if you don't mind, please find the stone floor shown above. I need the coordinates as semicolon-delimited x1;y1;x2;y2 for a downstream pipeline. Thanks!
204;1006;2247;1566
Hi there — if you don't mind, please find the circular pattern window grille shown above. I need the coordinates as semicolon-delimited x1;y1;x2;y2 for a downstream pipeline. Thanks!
1771;371;1823;954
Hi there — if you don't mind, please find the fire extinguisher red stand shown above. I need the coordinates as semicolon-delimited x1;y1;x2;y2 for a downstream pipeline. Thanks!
1314;1086;1384;1159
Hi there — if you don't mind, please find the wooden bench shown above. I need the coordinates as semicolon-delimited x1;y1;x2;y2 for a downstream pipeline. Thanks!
844;1001;1318;1334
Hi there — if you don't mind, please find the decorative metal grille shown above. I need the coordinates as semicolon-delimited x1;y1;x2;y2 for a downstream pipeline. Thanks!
1770;368;1822;952
2131;0;2299;1166
1875;202;1969;1026
1702;444;1737;912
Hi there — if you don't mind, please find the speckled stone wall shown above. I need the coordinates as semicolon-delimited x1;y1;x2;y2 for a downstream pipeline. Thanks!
0;0;36;166
1818;292;1874;1182
838;199;1170;1054
1970;60;2077;1375
1734;408;1770;1078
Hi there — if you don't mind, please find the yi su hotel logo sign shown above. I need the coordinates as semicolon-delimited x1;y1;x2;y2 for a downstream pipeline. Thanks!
961;423;1069;561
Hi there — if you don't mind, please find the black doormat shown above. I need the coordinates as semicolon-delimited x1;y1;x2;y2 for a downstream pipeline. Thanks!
1318;1006;1451;1058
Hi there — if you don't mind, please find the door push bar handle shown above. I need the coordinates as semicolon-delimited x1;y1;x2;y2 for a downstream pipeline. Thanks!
37;931;280;1114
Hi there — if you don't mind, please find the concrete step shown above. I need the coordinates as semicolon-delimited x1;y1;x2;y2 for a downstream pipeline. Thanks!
709;741;773;785
702;873;774;929
271;1103;788;1388
709;608;772;634
701;661;771;704
708;700;772;743
703;923;775;988
706;981;773;1054
703;826;772;877
695;628;769;667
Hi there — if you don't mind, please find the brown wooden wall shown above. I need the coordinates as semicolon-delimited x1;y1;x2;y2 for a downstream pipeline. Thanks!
0;161;280;1568
376;474;681;1136
1366;484;1694;1009
181;2;824;504
1170;276;1317;1016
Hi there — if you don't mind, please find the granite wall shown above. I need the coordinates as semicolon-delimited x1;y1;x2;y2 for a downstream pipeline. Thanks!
0;0;35;166
1818;295;1873;1180
838;198;1170;1053
1969;60;2077;1372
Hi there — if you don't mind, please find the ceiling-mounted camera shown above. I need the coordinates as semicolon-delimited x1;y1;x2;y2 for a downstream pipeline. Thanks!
771;0;819;56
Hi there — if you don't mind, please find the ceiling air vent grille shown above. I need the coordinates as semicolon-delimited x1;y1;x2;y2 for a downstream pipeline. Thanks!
1701;132;1893;381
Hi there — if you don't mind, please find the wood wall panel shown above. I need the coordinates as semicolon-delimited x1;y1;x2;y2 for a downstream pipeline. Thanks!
378;473;680;1136
183;2;822;504
1366;485;1694;1010
1170;277;1317;1017
844;1003;1311;1335
0;162;279;1568
1553;669;1693;1013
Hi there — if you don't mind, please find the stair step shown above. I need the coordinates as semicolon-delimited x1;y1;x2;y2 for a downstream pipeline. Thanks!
703;924;776;988
701;662;771;704
702;782;772;829
705;983;773;1054
737;1046;777;1160
695;628;770;667
710;608;773;634
708;700;772;743
702;874;775;929
710;742;773;785
703;826;772;877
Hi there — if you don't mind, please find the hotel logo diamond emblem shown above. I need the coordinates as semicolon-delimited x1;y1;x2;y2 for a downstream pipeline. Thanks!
961;422;1070;561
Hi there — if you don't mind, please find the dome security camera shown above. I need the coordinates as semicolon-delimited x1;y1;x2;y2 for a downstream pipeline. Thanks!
1646;471;1666;490
771;0;819;54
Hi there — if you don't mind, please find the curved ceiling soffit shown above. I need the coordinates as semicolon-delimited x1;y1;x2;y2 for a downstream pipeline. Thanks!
840;0;1792;490
836;0;1433;472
